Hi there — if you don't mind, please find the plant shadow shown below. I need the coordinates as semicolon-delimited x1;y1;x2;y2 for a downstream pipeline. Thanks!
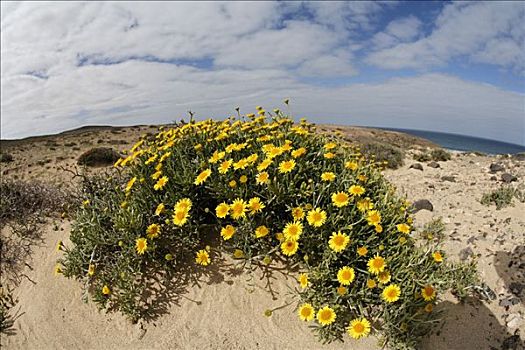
495;245;525;305
419;297;523;350
127;227;299;324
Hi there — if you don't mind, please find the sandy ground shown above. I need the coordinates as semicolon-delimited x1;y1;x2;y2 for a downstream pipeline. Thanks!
1;125;524;349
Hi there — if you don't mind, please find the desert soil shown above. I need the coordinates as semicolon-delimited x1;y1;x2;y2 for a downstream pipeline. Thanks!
0;124;523;350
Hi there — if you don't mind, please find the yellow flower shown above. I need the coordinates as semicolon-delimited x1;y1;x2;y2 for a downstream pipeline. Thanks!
209;150;225;163
54;264;62;276
291;147;306;158
230;198;247;220
195;249;211;266
229;180;237;188
366;279;376;289
321;172;336;181
336;286;348;296
257;158;272;171
233;158;248;170
256;171;269;184
366;210;381;226
102;285;111;295
218;159;233;174
154;176;168;191
367;255;386;274
421;285;436;301
425;304;433;313
298;273;308;289
215;202;230;218
345;161;358;171
328;231;350;253
175;198;192;212
151;170;162;180
136;237;148;254
280;239;299;256
255;225;269;238
316;306;336;326
347;318;371;340
357;174;368;182
194;168;212;185
374;224;383;233
291;207;305;220
324;152;335;159
298;303;315;322
125;177;137;192
246;153;259;164
307;208;327;227
331;192;349;207
357;198;373;212
155;203;165;216
337;266;355;285
324;142;337;150
432;251;443;263
172;210;189;226
357;246;368;256
233;249;244;259
349;185;365;196
88;264;95;276
146;223;161;239
220;225;235;240
248;197;265;214
377;271;391;284
382;284;401;303
279;159;296;173
239;175;248;183
397;223;411;234
283;221;303;241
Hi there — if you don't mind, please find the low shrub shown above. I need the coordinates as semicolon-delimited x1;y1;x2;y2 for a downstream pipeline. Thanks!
413;148;451;163
60;109;478;349
0;152;14;163
77;147;121;167
480;186;523;209
430;149;451;161
359;142;404;169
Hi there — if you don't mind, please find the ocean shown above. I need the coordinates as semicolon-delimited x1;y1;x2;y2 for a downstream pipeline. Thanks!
378;128;525;155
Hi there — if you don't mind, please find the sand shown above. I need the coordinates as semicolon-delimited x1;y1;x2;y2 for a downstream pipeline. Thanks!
1;125;524;349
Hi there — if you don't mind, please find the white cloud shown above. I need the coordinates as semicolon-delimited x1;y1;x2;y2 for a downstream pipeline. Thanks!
1;1;523;146
372;15;422;49
367;2;525;74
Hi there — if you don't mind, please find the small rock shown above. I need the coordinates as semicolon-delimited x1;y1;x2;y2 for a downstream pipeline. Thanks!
459;247;474;261
490;163;505;173
490;176;498;181
411;199;433;213
428;161;440;168
502;335;522;350
506;314;523;330
441;176;456;182
467;236;476;244
509;282;525;297
409;163;423;171
499;296;521;307
501;173;518;183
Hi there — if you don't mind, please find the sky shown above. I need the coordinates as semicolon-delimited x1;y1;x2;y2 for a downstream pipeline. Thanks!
1;1;524;145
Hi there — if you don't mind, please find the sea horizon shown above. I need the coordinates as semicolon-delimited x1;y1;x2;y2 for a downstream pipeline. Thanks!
377;127;525;155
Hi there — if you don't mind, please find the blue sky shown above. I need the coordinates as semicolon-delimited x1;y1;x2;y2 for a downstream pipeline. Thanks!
1;1;524;144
